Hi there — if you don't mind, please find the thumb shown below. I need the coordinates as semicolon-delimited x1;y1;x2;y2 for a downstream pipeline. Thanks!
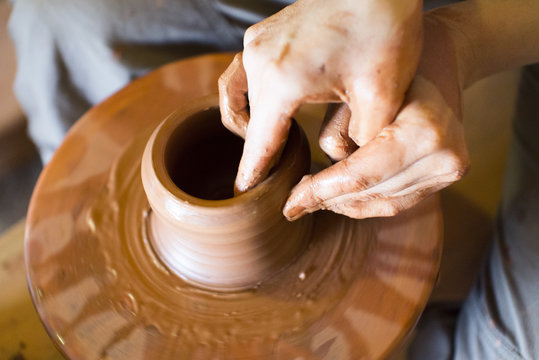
235;94;300;193
347;82;403;147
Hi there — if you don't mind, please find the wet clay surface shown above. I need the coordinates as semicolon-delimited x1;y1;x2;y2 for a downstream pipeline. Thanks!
164;107;245;200
141;99;315;291
25;54;442;359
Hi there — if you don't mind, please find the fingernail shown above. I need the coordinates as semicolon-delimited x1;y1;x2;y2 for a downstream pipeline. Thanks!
234;179;247;194
233;184;245;197
235;169;255;194
283;202;306;221
350;135;366;147
234;182;251;195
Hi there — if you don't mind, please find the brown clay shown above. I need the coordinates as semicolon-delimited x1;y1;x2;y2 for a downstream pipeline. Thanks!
141;95;312;290
25;54;442;359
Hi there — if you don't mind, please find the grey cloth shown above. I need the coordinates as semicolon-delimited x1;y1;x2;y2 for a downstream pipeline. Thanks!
8;0;293;162
7;0;456;163
8;0;539;358
452;64;539;360
409;64;539;360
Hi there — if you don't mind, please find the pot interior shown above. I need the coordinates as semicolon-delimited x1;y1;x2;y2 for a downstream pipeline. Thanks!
164;107;244;200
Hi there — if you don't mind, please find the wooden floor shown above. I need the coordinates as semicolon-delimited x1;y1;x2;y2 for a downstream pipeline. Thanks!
0;0;21;136
0;219;64;359
0;0;42;234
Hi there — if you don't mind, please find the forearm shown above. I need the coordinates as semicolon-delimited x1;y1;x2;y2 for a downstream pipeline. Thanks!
429;0;539;89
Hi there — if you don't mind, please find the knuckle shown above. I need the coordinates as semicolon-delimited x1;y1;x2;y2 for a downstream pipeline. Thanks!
443;149;470;180
301;175;324;208
401;107;448;151
376;124;398;142
319;136;338;157
328;158;369;194
352;176;370;191
244;26;259;45
243;51;280;78
217;72;228;90
339;203;364;219
416;119;444;151
307;177;323;204
448;149;469;171
218;62;241;93
426;128;444;150
385;202;402;217
340;159;358;184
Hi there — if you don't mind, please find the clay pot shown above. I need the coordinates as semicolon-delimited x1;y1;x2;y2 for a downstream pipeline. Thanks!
141;95;313;291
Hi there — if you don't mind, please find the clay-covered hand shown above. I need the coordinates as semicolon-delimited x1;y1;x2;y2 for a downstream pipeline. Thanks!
219;0;423;192
283;14;470;220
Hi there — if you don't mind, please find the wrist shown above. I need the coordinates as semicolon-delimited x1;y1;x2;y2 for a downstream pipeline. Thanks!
426;0;539;89
417;10;465;117
423;6;474;91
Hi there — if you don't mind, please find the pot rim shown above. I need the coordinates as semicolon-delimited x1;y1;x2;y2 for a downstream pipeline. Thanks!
146;94;302;211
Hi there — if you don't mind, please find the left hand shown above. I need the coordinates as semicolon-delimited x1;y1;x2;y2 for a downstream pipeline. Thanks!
283;13;470;220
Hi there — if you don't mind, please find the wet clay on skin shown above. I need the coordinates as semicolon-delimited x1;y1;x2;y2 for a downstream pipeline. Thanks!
25;54;443;359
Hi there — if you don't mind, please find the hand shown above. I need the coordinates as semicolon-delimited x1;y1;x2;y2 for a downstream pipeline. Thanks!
219;0;423;192
283;13;470;220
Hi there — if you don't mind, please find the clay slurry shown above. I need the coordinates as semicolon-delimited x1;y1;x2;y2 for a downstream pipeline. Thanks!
164;107;244;200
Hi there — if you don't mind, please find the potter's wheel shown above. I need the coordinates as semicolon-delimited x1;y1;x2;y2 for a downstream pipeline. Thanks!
26;53;442;359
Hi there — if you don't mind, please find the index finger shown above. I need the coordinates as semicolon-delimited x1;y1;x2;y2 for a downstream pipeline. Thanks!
218;53;249;138
235;93;301;193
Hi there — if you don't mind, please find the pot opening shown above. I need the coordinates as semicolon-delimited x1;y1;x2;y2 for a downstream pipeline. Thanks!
164;107;244;200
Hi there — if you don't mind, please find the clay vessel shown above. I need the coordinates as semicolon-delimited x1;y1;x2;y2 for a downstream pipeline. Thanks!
141;95;312;291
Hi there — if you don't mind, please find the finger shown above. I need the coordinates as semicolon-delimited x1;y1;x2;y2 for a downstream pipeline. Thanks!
235;94;300;193
283;128;410;220
329;193;424;219
354;150;468;200
347;81;403;147
326;186;444;219
319;103;358;162
286;149;467;220
218;53;249;138
243;3;298;47
244;23;265;47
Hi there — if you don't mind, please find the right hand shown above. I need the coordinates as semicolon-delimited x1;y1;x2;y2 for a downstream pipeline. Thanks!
219;0;424;193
